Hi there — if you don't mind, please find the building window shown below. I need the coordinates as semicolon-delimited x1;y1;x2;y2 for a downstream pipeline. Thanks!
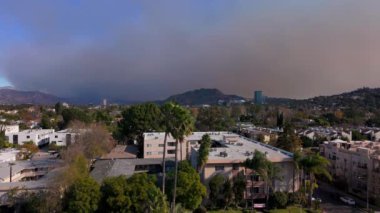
251;187;260;194
168;150;176;154
233;164;240;170
158;151;163;155
215;166;225;171
147;144;152;147
146;152;152;156
55;135;58;138
158;144;164;147
168;142;176;147
26;135;30;139
251;174;260;182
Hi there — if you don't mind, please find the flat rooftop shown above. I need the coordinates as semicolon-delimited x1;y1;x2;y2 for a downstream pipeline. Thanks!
91;158;174;183
0;158;63;181
205;136;293;163
145;132;294;163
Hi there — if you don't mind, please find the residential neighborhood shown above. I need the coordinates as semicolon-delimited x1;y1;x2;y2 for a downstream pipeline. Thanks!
1;1;380;212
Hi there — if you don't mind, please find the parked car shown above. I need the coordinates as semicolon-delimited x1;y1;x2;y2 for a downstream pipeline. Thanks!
340;196;356;205
312;197;322;203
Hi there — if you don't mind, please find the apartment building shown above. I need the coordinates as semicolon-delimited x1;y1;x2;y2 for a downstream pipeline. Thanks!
298;127;352;141
320;139;380;200
5;129;54;146
1;125;19;135
360;128;380;142
144;132;299;206
143;132;231;159
49;129;77;146
191;134;297;204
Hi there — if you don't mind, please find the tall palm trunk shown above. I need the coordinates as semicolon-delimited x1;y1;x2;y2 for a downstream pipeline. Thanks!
265;181;270;207
180;140;183;161
293;167;295;193
308;173;314;207
172;139;179;213
162;133;168;194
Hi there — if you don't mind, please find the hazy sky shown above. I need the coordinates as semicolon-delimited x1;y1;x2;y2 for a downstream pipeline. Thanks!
0;1;379;101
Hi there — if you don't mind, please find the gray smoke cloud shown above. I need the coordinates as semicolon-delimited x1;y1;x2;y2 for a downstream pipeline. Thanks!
1;0;380;101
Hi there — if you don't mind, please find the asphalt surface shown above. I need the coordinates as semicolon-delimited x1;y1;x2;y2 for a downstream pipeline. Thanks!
314;182;378;213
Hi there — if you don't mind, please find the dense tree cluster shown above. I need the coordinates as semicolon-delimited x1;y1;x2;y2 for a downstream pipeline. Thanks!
276;123;302;152
166;161;206;210
195;106;235;131
97;174;168;213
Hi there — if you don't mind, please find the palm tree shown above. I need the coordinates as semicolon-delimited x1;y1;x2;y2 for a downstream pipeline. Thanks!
169;105;194;213
160;102;176;194
292;151;302;193
300;153;332;206
245;150;282;208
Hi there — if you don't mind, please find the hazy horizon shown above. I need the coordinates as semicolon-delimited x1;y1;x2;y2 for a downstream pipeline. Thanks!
1;1;380;101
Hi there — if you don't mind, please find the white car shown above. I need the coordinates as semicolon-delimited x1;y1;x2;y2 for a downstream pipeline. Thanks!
312;197;322;203
340;196;356;205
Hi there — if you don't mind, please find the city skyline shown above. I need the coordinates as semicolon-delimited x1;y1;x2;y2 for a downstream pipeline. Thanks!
0;1;380;101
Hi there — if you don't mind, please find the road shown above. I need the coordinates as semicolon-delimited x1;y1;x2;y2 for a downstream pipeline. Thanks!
314;182;379;213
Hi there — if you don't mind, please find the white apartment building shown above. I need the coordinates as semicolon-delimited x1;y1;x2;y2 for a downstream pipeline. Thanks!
49;129;77;146
320;139;380;200
1;125;19;135
5;129;54;146
0;149;19;163
298;127;352;141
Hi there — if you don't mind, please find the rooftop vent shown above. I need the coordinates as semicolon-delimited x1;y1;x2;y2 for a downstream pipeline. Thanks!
220;151;228;158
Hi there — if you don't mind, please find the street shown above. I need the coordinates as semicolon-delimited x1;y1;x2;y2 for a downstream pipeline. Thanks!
314;182;379;213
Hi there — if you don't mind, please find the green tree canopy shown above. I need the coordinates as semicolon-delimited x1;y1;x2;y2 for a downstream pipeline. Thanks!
245;150;282;195
197;134;211;172
299;153;332;206
61;108;93;128
196;106;234;131
167;161;206;210
55;102;64;115
63;176;101;213
208;174;225;209
232;172;246;206
99;174;168;213
276;123;302;153
118;103;162;142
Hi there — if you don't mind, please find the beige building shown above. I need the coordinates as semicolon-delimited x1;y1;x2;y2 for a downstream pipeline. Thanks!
191;134;298;204
143;132;231;160
320;139;380;200
144;132;299;206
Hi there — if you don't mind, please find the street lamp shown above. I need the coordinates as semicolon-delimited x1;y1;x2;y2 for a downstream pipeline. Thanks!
9;162;15;182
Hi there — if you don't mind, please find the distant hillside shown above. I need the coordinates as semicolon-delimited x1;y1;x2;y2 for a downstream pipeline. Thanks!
0;89;63;105
267;87;380;109
161;88;246;105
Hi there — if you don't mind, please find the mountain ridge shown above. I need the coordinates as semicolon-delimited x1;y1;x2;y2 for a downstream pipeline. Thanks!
0;88;63;105
159;88;246;105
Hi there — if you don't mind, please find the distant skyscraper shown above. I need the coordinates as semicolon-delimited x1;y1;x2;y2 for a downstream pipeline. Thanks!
103;99;107;108
254;90;264;105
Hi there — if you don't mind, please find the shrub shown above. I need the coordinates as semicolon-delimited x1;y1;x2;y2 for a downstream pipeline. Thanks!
288;191;306;206
269;192;288;209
